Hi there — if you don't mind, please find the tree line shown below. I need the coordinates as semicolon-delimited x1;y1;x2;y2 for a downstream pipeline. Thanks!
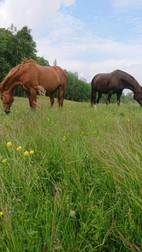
0;25;134;103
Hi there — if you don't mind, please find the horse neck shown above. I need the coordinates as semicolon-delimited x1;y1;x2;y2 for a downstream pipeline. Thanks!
1;63;24;93
3;80;19;93
127;79;142;93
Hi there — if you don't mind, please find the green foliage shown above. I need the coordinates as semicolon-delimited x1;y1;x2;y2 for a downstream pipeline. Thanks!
121;92;135;103
0;25;48;83
65;71;91;102
36;56;49;66
0;28;14;81
0;25;50;98
0;98;142;251
14;26;37;64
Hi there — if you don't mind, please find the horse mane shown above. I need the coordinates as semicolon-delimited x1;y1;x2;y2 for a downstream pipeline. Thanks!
21;58;37;65
0;59;37;91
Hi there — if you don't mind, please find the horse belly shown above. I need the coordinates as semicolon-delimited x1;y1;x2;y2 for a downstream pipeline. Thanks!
40;78;58;92
95;83;110;94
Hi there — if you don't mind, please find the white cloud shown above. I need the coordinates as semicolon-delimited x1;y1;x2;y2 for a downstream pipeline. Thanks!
112;0;142;8
36;31;142;85
61;0;75;6
0;0;77;33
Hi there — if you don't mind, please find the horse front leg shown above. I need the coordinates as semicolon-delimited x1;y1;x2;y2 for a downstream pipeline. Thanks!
106;93;112;105
26;89;37;109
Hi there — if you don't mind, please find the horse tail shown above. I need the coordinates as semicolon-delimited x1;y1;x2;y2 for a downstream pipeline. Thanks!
61;69;67;88
52;66;67;106
91;78;94;106
91;74;101;106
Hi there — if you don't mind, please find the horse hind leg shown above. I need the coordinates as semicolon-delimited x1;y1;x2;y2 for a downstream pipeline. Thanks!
117;91;122;105
106;93;112;105
91;89;97;106
49;92;55;107
58;86;65;107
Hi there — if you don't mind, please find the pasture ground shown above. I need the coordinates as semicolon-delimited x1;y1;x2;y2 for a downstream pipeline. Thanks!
0;97;142;251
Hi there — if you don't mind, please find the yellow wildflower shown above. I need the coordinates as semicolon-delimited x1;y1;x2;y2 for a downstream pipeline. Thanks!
30;150;34;155
0;212;3;216
7;142;12;147
16;146;22;151
62;136;66;141
2;159;7;163
24;151;29;156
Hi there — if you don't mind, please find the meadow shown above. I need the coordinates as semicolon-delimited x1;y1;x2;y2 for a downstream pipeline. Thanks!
0;97;142;252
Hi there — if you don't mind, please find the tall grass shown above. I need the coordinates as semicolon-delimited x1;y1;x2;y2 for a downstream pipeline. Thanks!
0;97;142;251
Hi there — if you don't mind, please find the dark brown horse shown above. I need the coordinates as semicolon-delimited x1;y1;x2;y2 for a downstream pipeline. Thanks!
91;70;142;106
0;59;67;113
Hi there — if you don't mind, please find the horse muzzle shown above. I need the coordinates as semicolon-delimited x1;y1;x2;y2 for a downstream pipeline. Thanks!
4;108;10;114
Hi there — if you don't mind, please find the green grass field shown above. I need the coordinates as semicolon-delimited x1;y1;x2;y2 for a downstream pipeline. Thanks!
0;97;142;251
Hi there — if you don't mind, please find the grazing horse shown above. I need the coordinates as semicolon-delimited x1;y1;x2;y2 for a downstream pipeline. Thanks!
91;70;142;106
0;59;67;113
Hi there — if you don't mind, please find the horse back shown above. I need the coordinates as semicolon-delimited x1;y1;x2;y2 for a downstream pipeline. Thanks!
34;65;67;92
92;71;124;93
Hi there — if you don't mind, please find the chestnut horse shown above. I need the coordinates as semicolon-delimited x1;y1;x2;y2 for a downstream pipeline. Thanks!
0;59;67;113
91;70;142;106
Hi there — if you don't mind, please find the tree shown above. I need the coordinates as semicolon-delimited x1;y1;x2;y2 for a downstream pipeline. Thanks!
0;25;49;81
15;26;37;65
36;56;49;66
121;92;135;103
0;28;14;81
64;71;91;102
0;25;51;97
53;59;57;66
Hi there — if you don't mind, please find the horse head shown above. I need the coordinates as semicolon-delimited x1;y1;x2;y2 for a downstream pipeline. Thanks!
133;90;142;106
1;91;14;113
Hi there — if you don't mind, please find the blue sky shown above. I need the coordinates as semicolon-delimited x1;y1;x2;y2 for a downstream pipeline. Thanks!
1;0;142;90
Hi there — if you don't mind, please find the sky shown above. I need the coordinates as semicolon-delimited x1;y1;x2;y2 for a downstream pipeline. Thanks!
0;0;142;92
